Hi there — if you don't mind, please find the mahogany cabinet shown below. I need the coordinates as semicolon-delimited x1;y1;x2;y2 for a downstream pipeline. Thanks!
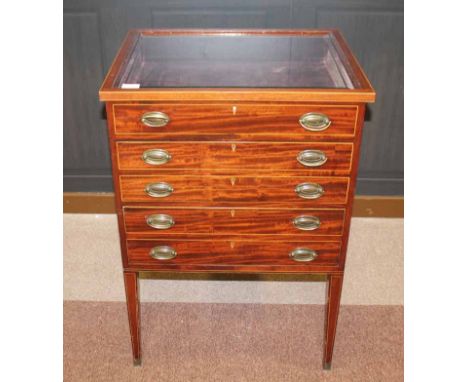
99;29;375;369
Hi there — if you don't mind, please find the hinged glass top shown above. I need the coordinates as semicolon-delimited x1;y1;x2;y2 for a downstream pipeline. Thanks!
114;32;361;89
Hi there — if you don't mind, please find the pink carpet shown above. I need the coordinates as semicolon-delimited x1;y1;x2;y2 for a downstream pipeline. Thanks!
64;301;403;381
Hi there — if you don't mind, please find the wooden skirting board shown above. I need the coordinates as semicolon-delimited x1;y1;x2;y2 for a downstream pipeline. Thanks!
63;193;403;218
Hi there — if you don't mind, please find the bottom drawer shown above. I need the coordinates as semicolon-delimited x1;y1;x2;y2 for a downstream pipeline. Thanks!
126;239;342;273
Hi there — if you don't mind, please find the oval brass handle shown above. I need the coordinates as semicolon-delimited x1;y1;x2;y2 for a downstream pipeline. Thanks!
141;111;170;127
150;246;177;260
142;149;171;165
299;112;331;131
295;183;325;199
297;150;327;167
292;215;321;231
144;182;173;198
146;214;175;230
289;248;318;262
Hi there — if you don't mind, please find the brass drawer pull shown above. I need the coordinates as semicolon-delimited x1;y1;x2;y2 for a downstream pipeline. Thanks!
141;111;170;127
289;248;318;262
142;149;171;165
146;214;175;230
299;112;331;131
297;149;327;167
295;183;324;199
144;182;173;198
292;215;321;231
150;246;177;260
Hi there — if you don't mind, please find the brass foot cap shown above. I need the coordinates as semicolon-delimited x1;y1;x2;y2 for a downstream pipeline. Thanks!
323;362;331;370
133;358;142;367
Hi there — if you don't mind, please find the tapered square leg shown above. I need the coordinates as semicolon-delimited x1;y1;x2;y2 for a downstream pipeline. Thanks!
123;271;141;365
323;273;344;370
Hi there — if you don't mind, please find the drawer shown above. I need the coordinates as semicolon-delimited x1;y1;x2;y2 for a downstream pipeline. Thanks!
111;103;358;140
119;175;350;206
126;239;342;271
123;207;345;237
116;141;353;175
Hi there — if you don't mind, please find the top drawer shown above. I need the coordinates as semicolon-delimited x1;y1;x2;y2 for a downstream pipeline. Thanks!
110;103;359;141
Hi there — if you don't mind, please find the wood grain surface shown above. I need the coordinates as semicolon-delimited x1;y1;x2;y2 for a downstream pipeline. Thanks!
119;175;350;206
112;103;358;140
126;239;342;272
323;273;344;369
116;141;353;174
123;207;345;237
123;271;141;364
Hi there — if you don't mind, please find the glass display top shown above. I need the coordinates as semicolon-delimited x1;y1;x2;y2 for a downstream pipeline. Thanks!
114;32;361;90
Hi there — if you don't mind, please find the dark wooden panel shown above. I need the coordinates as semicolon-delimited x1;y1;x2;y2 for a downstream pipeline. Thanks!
99;7;152;71
63;12;110;171
63;169;114;192
152;10;265;29
356;176;403;196
150;0;291;29
291;0;404;194
316;9;403;193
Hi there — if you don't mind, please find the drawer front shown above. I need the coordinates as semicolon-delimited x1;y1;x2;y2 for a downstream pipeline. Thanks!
123;208;345;237
116;141;353;174
126;239;341;270
112;103;358;140
119;175;350;206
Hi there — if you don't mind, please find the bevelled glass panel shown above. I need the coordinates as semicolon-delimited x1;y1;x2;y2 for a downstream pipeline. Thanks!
115;32;360;89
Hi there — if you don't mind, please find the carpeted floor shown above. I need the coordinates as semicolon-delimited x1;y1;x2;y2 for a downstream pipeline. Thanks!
64;301;403;382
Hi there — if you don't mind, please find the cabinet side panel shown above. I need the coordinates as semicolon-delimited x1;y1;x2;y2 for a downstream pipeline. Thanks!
338;103;366;269
106;102;129;268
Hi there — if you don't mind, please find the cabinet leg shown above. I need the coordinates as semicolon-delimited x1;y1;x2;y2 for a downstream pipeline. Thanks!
323;273;344;370
123;271;141;365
